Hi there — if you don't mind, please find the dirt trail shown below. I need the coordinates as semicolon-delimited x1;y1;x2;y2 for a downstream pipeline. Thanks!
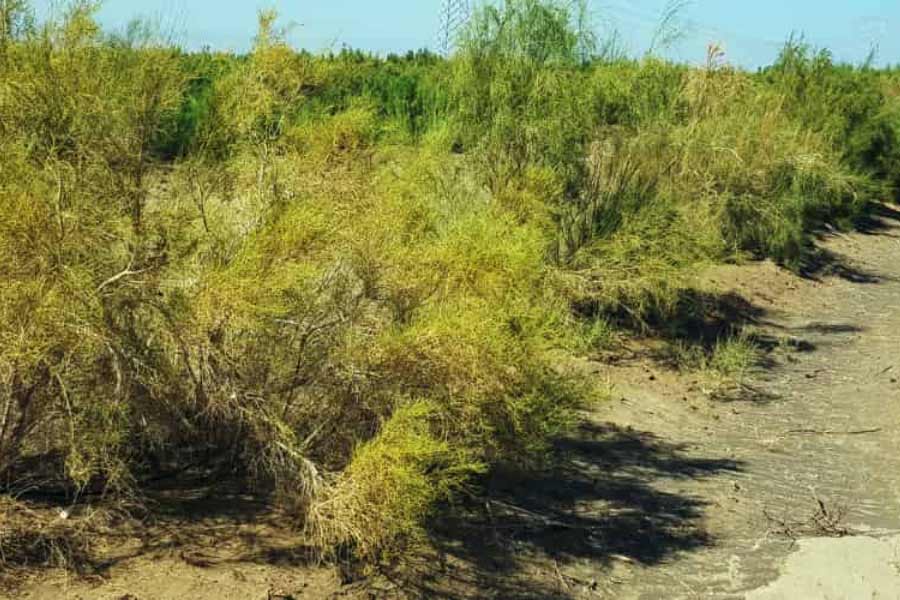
594;204;900;599
400;204;900;600
8;206;900;599
567;204;900;599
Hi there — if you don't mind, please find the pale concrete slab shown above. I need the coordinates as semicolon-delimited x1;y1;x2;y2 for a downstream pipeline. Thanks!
747;535;900;600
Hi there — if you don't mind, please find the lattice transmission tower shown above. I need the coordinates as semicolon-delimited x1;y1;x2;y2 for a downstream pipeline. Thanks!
437;0;471;56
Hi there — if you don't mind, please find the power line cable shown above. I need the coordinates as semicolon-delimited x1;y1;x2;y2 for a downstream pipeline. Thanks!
600;0;882;60
601;0;784;48
436;0;471;56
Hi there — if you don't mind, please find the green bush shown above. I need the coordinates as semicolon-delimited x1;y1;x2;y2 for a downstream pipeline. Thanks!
450;0;594;194
1;0;898;569
763;38;900;197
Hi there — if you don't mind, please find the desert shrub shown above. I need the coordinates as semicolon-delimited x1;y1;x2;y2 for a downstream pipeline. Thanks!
763;38;900;196
677;61;871;265
154;50;239;158
3;0;899;572
556;49;875;325
309;49;450;138
0;2;185;492
199;141;582;548
306;289;581;559
675;72;864;264
450;0;594;194
307;401;478;562
589;58;687;128
133;42;587;554
286;101;380;163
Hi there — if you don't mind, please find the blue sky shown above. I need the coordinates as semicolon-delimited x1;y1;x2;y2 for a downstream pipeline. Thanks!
34;1;899;68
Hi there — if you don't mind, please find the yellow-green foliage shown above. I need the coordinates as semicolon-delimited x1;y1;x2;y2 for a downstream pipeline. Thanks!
669;332;760;395
285;101;380;165
0;2;186;490
559;59;873;320
674;65;867;265
451;0;594;193
307;400;480;561
210;9;317;151
172;129;582;539
0;0;895;570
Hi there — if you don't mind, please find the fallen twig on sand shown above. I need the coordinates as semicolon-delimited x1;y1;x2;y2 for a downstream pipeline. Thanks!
486;499;579;530
785;427;882;435
553;559;571;591
764;494;853;545
550;566;599;591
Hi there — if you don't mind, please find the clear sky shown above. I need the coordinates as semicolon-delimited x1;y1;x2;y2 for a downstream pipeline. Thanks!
33;1;900;68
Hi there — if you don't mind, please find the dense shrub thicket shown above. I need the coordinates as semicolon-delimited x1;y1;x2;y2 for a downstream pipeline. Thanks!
1;0;898;562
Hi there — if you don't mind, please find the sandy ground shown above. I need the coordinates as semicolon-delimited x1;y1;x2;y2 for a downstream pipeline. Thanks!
385;204;900;600
747;535;900;599
592;205;900;599
6;204;900;599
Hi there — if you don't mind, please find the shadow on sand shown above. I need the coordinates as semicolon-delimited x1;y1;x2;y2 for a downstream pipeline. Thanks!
385;423;744;599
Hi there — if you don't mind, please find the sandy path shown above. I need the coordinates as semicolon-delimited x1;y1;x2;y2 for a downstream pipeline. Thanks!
557;206;900;599
8;207;900;599
400;205;900;600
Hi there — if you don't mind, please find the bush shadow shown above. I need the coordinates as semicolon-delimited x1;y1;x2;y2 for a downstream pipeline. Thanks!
602;283;865;405
2;467;322;581
388;422;743;599
616;289;807;381
851;201;900;236
798;247;886;284
801;202;900;282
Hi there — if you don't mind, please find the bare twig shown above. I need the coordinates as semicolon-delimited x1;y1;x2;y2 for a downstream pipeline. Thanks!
487;499;579;530
764;494;853;542
785;428;882;435
96;258;149;292
0;391;12;475
553;559;571;591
